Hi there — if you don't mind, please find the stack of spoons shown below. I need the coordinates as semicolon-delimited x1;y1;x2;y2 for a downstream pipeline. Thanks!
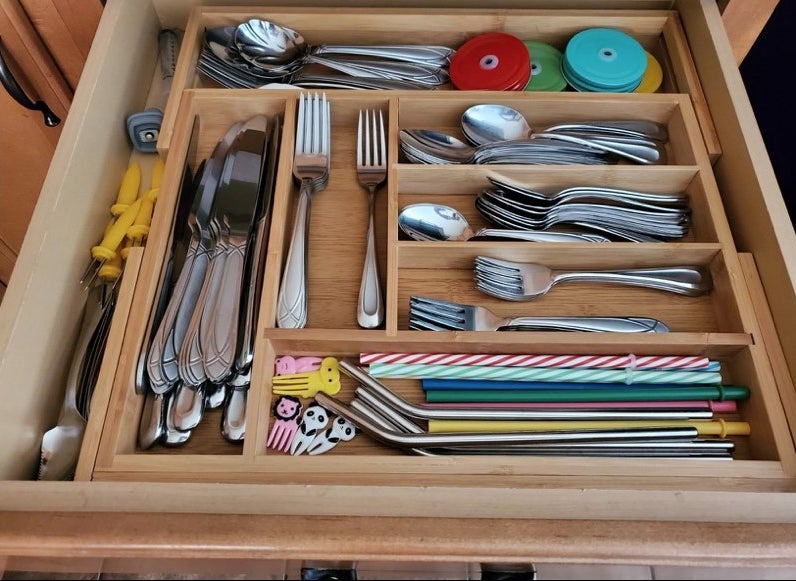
400;103;669;165
199;19;454;89
476;174;691;242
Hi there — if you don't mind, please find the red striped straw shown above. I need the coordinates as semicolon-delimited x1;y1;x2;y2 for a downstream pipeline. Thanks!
360;352;711;370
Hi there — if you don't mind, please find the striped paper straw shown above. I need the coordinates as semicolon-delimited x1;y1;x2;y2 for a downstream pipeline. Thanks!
368;362;722;385
360;352;713;370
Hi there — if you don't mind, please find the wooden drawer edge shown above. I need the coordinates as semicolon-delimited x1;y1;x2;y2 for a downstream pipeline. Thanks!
2;481;796;524
2;511;796;566
676;0;796;402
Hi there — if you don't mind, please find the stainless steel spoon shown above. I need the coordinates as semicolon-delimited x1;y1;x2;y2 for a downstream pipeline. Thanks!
398;203;608;242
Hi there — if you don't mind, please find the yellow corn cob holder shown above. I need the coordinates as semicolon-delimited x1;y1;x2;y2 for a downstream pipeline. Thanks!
81;159;164;287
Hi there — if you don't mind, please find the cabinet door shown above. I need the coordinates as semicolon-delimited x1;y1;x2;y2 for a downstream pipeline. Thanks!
0;0;70;291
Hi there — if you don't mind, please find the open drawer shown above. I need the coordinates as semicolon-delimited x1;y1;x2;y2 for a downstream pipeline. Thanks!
2;0;796;568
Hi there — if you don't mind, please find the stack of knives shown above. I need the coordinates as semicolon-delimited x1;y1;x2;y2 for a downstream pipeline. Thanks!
137;114;281;447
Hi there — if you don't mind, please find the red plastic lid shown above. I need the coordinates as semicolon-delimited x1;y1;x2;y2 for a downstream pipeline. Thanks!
450;32;531;91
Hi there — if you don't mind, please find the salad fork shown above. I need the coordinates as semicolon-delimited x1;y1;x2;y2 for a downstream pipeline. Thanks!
356;109;387;328
474;256;712;301
408;296;669;332
277;92;331;328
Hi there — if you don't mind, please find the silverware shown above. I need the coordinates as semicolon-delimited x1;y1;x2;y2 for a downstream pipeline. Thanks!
146;121;243;394
277;92;331;328
356;109;387;329
199;115;269;383
315;392;701;450
408;295;670;332
473;256;712;301
39;284;114;480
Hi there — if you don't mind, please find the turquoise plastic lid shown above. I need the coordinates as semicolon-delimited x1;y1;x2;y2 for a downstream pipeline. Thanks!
563;28;647;92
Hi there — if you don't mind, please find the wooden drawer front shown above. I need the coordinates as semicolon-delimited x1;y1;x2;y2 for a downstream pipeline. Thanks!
159;6;720;161
86;89;796;514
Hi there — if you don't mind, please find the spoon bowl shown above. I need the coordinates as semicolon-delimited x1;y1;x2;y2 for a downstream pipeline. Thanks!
233;19;307;64
398;203;474;241
461;103;532;145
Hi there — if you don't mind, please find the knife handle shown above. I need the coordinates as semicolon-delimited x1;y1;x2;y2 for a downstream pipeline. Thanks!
179;238;226;386
146;234;199;394
167;240;210;372
202;232;247;383
276;184;312;328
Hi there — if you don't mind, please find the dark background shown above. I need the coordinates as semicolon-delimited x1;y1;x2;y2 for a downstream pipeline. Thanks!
739;1;796;223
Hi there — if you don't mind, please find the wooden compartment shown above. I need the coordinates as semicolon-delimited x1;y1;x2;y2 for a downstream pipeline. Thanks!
159;5;720;161
87;89;795;492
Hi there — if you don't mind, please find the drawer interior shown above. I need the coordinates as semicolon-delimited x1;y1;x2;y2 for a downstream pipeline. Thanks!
88;89;796;485
159;5;720;161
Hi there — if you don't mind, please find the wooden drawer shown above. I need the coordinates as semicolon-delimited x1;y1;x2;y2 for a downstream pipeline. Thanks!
2;0;796;567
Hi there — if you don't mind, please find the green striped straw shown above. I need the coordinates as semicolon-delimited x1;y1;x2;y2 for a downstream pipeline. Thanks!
368;363;722;385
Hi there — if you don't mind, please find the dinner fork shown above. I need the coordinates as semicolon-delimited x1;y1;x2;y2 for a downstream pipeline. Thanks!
356;109;387;328
277;92;331;328
474;256;712;301
408;296;670;332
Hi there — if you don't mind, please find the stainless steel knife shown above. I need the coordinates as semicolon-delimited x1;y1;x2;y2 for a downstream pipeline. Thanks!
199;115;269;383
146;121;244;394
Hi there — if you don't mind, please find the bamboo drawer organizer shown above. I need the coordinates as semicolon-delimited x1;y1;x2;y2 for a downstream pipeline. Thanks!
86;85;795;486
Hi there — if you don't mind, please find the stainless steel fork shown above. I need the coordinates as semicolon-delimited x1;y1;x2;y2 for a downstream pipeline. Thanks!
277;92;331;328
408;296;670;332
474;256;712;301
356;109;387;328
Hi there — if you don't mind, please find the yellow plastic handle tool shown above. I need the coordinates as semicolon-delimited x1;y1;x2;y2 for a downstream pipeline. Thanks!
97;218;122;281
90;198;143;262
272;357;342;397
110;162;141;216
427;419;751;437
127;158;165;245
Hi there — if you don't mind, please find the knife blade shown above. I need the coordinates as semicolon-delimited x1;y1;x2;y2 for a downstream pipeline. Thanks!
235;113;281;374
146;120;244;394
199;115;269;383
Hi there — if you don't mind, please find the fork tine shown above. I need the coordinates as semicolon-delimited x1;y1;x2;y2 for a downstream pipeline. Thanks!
321;92;329;157
313;92;321;154
475;255;519;273
408;308;465;330
378;110;386;167
295;92;305;155
475;280;522;301
357;110;363;167
365;109;371;166
410;295;464;312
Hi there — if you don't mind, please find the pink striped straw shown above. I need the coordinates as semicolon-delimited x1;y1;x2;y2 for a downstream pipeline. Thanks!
422;400;737;413
359;352;711;370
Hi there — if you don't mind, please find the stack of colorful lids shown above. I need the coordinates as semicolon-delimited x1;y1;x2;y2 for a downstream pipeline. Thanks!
523;40;567;92
449;32;531;91
562;28;649;92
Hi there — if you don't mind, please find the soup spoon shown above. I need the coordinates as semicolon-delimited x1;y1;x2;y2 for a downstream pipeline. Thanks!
398;203;608;242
